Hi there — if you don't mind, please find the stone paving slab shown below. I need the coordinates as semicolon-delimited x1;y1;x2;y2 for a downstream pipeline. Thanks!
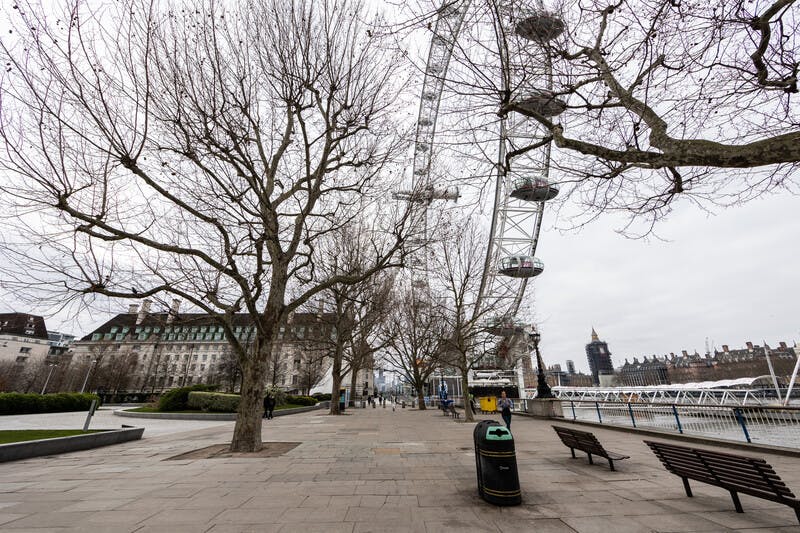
1;405;799;531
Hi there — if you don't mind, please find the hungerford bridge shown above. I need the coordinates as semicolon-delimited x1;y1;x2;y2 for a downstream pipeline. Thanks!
524;376;799;407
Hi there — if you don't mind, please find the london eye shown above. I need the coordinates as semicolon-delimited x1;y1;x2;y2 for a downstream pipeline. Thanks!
395;0;567;385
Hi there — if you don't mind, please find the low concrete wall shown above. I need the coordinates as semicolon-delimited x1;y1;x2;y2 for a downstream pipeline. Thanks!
114;404;324;421
522;399;564;418
0;426;145;463
546;418;800;458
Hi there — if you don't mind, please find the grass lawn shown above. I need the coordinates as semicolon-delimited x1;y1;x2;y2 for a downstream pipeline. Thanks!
127;403;310;414
0;430;103;445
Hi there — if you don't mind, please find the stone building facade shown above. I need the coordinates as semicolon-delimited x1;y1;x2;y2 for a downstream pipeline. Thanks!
619;341;798;386
0;313;51;365
69;300;359;395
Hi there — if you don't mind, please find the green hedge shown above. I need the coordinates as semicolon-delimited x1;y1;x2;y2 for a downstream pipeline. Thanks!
187;391;240;413
312;393;331;401
0;392;100;415
157;384;217;412
285;395;317;407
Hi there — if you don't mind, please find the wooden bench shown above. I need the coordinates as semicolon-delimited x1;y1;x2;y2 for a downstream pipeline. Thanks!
645;440;800;523
445;404;461;419
552;425;630;471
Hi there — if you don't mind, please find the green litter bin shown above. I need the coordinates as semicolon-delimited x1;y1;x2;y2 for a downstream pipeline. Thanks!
475;423;521;505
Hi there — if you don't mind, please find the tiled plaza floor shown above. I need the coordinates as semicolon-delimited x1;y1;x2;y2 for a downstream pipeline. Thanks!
1;405;799;532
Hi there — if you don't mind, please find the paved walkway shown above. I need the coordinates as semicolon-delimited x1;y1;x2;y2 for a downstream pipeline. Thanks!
1;405;799;532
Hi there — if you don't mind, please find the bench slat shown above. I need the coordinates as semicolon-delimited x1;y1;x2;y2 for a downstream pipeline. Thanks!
552;426;629;470
645;440;800;521
650;448;794;497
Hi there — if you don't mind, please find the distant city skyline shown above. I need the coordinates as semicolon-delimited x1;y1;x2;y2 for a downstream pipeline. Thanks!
535;192;800;374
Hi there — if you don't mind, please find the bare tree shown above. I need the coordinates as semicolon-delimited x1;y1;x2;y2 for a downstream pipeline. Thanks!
296;349;328;396
381;287;447;410
398;0;799;231
213;348;243;393
432;219;507;422
311;226;398;413
0;0;412;451
344;273;394;406
0;359;27;392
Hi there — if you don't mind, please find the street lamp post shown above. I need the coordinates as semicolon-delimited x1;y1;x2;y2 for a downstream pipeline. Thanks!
41;362;58;395
80;360;97;393
530;331;554;399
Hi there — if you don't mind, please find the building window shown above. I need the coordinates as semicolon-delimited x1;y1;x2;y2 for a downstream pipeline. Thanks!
19;347;31;354
15;355;27;362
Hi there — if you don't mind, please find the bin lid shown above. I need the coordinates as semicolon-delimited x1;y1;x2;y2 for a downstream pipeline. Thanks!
485;426;512;440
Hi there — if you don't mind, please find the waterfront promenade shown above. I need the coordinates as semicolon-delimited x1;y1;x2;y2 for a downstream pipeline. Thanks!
1;405;799;532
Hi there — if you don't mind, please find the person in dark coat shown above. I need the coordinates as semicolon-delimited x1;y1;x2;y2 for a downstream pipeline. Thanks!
263;392;276;420
498;390;513;430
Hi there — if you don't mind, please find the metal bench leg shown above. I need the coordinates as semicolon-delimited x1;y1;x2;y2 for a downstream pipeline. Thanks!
569;448;576;458
587;453;593;465
729;491;743;513
682;478;693;498
608;459;615;471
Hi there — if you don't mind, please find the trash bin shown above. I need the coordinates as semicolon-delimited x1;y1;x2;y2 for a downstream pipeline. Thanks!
473;420;498;498
473;422;521;506
479;396;497;413
338;388;346;413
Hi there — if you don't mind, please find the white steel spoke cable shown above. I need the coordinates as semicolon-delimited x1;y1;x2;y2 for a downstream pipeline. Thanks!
405;1;564;356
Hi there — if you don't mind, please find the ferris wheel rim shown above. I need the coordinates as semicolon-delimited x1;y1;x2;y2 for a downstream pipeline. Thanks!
409;0;554;327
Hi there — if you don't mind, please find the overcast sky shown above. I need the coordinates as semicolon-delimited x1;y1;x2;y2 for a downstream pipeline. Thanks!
533;191;800;374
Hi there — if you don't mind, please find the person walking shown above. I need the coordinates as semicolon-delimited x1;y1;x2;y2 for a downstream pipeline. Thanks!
498;390;513;430
264;392;276;420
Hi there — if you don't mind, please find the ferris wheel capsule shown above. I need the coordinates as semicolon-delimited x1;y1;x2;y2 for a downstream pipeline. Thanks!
510;176;559;202
485;316;526;336
498;255;544;278
514;90;567;117
515;12;566;41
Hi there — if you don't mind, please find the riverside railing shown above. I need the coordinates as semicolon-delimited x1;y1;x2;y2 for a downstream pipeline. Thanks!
530;400;800;448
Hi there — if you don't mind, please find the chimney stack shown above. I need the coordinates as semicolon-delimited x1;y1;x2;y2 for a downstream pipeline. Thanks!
722;344;729;352
746;341;754;350
780;341;787;349
136;299;152;325
167;299;181;324
681;350;688;357
128;303;139;314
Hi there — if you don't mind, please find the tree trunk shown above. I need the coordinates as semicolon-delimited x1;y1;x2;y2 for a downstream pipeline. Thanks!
416;390;426;410
330;371;342;415
461;364;473;422
349;364;360;408
229;352;267;452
